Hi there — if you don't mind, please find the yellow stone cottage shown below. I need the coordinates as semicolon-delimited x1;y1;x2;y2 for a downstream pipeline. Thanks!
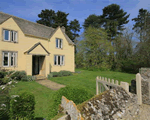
0;12;75;77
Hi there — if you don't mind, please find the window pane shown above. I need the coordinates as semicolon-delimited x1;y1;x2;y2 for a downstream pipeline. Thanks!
14;32;17;41
4;30;9;40
11;53;14;66
56;39;58;48
58;56;60;65
54;55;57;65
14;53;16;66
11;31;13;41
61;56;64;65
3;52;9;66
59;39;61;48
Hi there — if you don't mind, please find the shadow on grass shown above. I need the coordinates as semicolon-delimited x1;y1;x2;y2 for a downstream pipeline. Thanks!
34;117;45;120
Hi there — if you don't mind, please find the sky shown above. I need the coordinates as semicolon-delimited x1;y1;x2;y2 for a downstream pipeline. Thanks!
1;0;150;35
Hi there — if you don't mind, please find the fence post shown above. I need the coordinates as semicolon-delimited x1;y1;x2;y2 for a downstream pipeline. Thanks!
136;73;142;105
96;76;99;95
120;81;129;93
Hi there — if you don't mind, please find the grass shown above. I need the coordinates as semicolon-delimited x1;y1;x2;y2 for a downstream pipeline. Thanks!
9;81;56;120
9;69;136;119
50;69;135;95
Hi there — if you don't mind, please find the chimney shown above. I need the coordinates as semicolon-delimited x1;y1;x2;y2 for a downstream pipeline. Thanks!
61;26;65;33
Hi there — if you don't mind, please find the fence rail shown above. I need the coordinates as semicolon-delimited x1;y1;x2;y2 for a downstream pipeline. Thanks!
96;73;142;105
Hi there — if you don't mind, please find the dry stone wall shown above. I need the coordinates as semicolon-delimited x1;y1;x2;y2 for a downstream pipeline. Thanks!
60;96;84;120
140;68;150;105
59;87;139;120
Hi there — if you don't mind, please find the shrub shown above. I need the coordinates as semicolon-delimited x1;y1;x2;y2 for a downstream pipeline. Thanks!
1;77;12;84
47;73;53;79
10;71;27;81
0;71;7;78
50;71;73;77
48;86;93;118
52;72;60;77
27;75;35;81
59;71;73;76
9;92;35;120
0;89;10;120
7;70;15;76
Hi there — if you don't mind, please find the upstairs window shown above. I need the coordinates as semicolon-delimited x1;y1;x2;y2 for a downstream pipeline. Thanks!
3;29;17;42
54;55;64;66
56;38;63;48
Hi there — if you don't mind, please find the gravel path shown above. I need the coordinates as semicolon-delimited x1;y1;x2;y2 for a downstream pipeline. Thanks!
36;79;66;90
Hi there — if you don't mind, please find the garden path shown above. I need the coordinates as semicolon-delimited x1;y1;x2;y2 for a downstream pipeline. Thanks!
36;79;66;90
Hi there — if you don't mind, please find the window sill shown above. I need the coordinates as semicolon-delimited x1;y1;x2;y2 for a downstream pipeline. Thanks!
53;64;64;66
2;66;17;68
2;40;18;43
56;47;63;50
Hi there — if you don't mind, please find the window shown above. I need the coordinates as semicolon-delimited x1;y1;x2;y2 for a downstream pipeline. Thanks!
3;29;17;42
10;52;16;66
3;52;9;66
2;51;17;67
56;38;63;48
54;55;64;65
4;30;10;41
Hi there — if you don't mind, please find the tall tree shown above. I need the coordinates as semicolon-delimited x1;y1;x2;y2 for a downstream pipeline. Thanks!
76;26;113;70
37;9;55;27
36;9;81;42
83;14;103;29
132;8;150;42
69;19;82;41
101;4;130;41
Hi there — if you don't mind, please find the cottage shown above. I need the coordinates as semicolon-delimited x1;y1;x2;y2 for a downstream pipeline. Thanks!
0;12;75;77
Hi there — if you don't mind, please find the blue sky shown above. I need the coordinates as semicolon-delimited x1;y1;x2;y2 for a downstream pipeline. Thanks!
1;0;150;35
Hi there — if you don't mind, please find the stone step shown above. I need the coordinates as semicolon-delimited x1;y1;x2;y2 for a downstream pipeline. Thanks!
34;75;46;80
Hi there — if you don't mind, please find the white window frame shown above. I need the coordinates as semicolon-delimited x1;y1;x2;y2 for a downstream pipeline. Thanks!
2;51;17;67
56;38;63;49
2;52;9;67
10;52;16;67
54;55;65;66
3;29;10;41
3;29;18;42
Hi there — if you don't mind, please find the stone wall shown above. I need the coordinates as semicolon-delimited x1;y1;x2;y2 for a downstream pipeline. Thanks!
60;96;84;120
58;87;139;120
140;68;150;80
139;68;150;105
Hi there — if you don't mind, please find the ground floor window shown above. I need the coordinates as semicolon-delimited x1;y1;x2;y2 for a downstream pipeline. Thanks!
2;51;17;67
54;55;64;66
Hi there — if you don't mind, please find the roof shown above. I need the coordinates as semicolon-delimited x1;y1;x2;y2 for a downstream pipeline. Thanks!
0;12;74;45
24;42;50;55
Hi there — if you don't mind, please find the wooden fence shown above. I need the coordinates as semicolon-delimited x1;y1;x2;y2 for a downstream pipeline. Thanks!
96;73;142;105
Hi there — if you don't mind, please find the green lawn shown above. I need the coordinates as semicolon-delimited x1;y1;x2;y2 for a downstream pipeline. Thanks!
50;69;136;95
9;69;135;119
9;81;56;120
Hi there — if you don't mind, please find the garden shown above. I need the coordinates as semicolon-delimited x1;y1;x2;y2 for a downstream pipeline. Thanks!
0;69;135;119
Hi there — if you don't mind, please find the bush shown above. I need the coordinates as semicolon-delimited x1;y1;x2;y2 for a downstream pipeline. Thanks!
50;71;73;77
1;77;12;84
47;73;53;79
10;71;27;81
9;92;35;120
52;72;60;77
7;70;15;76
59;71;73;76
0;71;7;78
48;86;93;118
0;89;10;120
